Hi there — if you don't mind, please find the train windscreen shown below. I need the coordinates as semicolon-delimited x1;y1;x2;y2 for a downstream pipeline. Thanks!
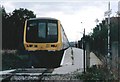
26;19;58;43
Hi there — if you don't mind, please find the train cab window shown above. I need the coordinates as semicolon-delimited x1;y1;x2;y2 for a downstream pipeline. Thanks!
48;23;57;35
38;23;46;38
47;23;58;42
27;22;37;31
26;21;38;42
26;19;58;43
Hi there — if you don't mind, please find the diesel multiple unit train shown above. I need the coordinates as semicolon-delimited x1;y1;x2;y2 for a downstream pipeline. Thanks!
23;17;70;68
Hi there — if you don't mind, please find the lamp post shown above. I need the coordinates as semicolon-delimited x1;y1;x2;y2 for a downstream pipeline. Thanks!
80;22;86;73
83;28;86;74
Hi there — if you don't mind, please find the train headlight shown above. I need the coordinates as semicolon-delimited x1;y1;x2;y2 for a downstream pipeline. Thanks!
51;45;57;47
25;44;29;47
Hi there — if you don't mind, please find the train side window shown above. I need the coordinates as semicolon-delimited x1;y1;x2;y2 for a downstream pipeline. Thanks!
38;23;46;38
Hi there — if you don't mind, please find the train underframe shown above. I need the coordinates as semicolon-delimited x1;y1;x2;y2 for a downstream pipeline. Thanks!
23;49;65;68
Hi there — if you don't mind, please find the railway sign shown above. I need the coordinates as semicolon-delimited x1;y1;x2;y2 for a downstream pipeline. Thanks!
104;9;112;16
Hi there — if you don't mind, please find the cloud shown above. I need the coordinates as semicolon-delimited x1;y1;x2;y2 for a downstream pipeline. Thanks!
1;1;104;14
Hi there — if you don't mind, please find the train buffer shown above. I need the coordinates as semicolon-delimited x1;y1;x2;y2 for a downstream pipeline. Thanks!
0;68;53;81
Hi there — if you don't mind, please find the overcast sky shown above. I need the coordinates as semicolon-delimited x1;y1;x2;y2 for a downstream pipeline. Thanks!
1;0;120;41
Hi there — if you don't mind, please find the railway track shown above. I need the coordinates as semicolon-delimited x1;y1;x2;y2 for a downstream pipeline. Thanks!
1;68;53;82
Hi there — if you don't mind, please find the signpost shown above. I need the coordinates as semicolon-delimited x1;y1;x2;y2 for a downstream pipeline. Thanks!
104;9;112;16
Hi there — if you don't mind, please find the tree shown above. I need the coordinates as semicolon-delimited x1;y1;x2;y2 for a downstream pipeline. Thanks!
2;6;10;49
2;8;36;49
10;8;36;50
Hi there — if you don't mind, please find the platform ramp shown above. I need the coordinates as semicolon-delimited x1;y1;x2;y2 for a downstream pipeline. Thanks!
60;48;73;66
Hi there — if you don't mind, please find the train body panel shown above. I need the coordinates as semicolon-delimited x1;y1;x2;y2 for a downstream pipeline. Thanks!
60;24;70;49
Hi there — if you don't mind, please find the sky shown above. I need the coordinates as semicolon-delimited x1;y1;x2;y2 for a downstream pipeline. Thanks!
1;0;120;42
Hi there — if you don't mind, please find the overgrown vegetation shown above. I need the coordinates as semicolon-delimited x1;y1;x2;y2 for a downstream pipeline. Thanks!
79;17;120;60
74;65;115;81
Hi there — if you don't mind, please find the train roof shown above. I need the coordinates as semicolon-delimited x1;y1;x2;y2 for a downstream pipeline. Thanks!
28;17;59;21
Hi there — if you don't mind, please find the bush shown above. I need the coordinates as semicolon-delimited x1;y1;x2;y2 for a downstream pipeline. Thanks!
2;50;30;70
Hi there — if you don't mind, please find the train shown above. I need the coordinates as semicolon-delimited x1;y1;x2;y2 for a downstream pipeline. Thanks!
23;17;70;68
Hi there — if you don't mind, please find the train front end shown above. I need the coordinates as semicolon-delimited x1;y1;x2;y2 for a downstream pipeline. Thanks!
23;18;64;68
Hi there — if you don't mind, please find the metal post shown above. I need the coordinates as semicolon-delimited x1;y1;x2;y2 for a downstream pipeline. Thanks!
117;1;120;80
107;2;111;69
104;2;112;79
104;2;111;60
83;28;86;73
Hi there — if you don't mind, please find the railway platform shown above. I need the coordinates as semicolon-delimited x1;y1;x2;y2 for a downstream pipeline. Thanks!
52;47;102;74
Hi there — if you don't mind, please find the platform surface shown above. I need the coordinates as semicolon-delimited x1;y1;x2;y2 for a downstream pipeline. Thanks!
52;48;102;74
